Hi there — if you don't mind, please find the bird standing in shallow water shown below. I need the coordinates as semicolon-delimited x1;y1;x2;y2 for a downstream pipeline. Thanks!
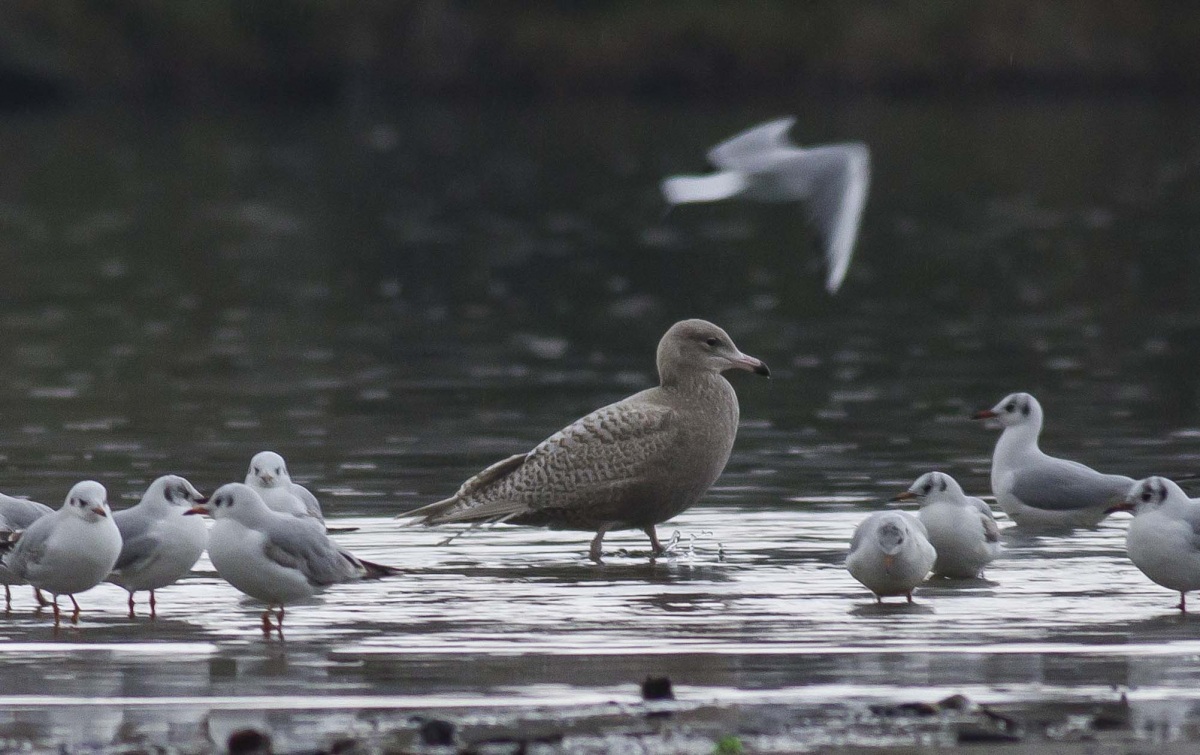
846;510;937;603
107;475;208;618
0;481;122;625
973;392;1133;529
0;493;54;610
1112;476;1200;613
245;451;325;522
893;471;1001;579
401;319;770;562
189;483;397;634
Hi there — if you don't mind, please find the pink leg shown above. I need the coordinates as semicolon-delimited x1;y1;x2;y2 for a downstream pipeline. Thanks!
4;584;10;612
1179;592;1188;613
70;595;81;623
644;526;663;556
52;596;61;626
127;592;136;618
149;590;157;620
261;607;274;633
34;588;50;607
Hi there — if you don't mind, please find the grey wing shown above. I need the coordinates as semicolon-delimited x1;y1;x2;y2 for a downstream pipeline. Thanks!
2;517;55;578
261;519;357;586
792;143;870;294
417;399;676;524
289;483;325;522
0;495;53;530
968;496;997;521
707;117;797;170
112;511;161;572
1010;461;1134;512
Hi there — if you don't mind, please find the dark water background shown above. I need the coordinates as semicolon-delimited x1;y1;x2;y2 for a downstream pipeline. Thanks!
2;98;1200;751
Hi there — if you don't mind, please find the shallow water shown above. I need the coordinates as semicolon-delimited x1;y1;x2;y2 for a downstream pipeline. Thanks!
3;97;1200;751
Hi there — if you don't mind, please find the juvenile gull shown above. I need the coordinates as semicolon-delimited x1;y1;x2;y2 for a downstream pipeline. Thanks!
893;471;1001;579
661;117;870;294
107;475;208;618
0;481;122;625
188;482;397;633
0;492;53;610
846;510;936;603
245;451;324;522
401;319;770;561
973;392;1134;529
1112;477;1200;613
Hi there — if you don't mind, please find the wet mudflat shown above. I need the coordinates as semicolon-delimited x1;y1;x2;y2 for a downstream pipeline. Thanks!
1;98;1200;751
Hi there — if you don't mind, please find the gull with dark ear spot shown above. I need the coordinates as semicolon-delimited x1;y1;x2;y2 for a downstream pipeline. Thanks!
245;451;325;523
1112;476;1200;613
892;471;1001;579
846;510;936;603
107;475;209;619
188;482;398;634
973;392;1134;529
0;492;54;610
0;481;121;625
661;117;870;294
400;319;769;562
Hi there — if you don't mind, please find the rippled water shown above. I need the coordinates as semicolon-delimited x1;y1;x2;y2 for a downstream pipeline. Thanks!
3;98;1200;751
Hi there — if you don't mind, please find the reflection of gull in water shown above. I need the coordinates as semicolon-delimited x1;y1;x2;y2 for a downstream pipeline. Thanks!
973;392;1134;529
1114;476;1200;613
661;117;870;294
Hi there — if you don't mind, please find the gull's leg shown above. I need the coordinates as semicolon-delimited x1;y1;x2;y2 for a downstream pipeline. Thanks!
149;590;157;620
261;606;274;634
70;595;81;623
127;592;136;618
52;596;60;626
35;588;50;607
644;526;663;556
4;584;10;612
589;525;613;563
906;592;914;604
875;595;882;605
1179;592;1187;613
276;605;285;635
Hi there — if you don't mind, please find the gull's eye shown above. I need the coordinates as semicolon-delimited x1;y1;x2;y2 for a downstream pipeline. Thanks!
1004;402;1016;412
1141;490;1152;502
275;467;283;476
705;337;719;347
921;483;932;494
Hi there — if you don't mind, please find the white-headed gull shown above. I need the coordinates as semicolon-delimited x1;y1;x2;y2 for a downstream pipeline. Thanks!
893;471;1001;578
846;510;936;603
1113;476;1200;613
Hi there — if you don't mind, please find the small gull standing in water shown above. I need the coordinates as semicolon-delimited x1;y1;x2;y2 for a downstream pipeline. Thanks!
107;475;209;618
245;451;324;522
401;319;770;561
188;482;397;633
0;481;122;625
846;510;936;603
0;492;53;610
661;117;870;293
1112;476;1200;613
973;392;1134;529
892;471;1001;579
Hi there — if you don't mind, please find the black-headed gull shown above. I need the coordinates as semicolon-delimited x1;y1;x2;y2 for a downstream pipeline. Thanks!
0;481;121;625
1112;476;1200;613
400;320;769;562
893;471;1001;579
245;451;324;522
973;392;1134;529
188;482;397;633
0;492;53;610
107;475;209;618
661;117;870;294
846;510;936;603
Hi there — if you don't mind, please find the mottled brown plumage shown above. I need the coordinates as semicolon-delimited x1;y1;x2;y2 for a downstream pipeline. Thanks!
402;319;769;560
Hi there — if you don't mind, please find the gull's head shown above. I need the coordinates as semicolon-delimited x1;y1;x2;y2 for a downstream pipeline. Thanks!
63;480;110;522
1117;476;1185;515
145;475;207;509
188;482;266;522
247;451;290;488
656;319;770;386
893;471;963;507
972;392;1042;430
875;515;908;557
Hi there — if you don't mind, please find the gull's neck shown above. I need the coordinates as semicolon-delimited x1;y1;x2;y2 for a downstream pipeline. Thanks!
995;422;1042;467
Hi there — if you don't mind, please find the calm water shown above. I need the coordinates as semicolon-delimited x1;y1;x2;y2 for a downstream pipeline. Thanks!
2;97;1200;752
